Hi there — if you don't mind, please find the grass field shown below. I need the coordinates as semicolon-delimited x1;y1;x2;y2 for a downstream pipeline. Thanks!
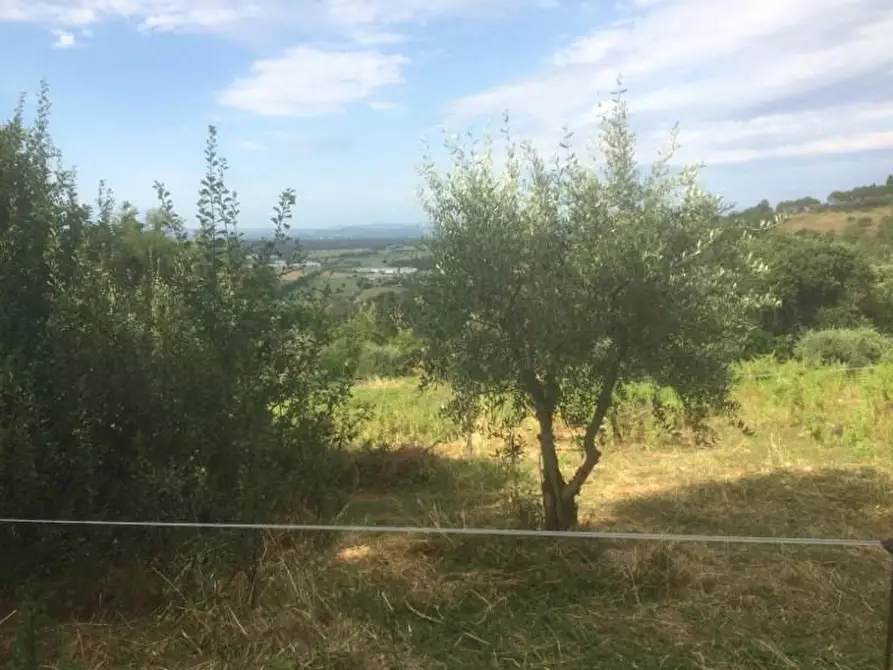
282;243;423;302
306;247;425;271
4;359;893;668
780;205;892;234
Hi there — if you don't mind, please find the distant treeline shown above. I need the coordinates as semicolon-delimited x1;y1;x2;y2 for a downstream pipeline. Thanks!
828;177;893;206
733;174;893;220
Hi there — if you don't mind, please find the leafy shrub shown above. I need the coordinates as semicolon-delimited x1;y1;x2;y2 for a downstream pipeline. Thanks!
321;304;422;379
356;330;422;378
0;86;353;588
752;232;875;342
741;328;798;360
795;328;892;368
357;342;409;377
865;264;893;333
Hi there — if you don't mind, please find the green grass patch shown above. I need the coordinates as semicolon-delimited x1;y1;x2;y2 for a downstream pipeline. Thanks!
6;360;893;668
350;378;457;446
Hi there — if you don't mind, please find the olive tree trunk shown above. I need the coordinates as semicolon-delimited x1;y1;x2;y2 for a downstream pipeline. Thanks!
536;355;623;531
537;408;578;530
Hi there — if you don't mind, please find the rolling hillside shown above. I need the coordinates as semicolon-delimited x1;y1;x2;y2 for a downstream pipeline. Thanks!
779;204;893;234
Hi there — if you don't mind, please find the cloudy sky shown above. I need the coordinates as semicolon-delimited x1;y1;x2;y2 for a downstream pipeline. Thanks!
1;0;891;229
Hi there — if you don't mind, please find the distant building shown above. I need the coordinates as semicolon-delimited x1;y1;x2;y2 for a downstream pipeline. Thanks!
262;259;321;271
355;266;417;277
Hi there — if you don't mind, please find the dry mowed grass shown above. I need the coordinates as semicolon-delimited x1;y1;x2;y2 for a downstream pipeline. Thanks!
280;269;303;282
780;205;891;234
4;361;893;669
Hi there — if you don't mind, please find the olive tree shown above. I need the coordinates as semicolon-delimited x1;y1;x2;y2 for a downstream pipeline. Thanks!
411;96;772;530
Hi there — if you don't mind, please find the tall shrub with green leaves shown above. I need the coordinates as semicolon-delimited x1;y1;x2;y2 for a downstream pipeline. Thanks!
752;232;875;348
0;85;353;586
795;328;892;368
865;263;893;333
411;94;772;529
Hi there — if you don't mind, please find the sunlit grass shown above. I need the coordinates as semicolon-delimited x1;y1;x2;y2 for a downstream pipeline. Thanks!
6;360;893;668
350;378;457;446
780;204;892;234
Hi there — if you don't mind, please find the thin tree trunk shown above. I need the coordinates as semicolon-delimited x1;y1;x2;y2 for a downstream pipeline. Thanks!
537;408;577;530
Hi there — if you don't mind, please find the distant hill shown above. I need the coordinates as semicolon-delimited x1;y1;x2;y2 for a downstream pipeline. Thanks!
255;223;429;241
733;175;893;221
779;204;892;234
730;174;893;237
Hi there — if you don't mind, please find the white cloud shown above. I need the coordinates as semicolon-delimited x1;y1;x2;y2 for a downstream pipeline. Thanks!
139;4;265;32
321;0;523;29
218;47;407;117
0;0;268;32
445;0;893;164
2;0;545;121
669;102;893;164
51;29;75;48
0;0;540;38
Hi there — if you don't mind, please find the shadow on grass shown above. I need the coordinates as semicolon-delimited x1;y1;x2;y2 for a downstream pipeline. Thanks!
5;464;893;669
598;466;893;541
333;442;523;527
308;465;893;669
0;444;517;661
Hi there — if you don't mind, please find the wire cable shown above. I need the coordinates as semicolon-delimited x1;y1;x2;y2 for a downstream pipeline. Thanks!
0;518;881;548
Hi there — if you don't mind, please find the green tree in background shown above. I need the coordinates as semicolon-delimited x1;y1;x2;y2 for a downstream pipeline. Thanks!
411;94;772;530
865;263;893;333
753;233;875;347
734;198;774;223
775;196;821;213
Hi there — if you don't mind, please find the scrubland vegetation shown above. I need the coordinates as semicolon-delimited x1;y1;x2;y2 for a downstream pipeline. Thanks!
3;84;893;668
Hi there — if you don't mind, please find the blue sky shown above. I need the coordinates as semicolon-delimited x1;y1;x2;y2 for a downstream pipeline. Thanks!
1;0;892;230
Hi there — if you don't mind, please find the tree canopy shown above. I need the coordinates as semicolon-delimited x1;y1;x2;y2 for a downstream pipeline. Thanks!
411;95;773;529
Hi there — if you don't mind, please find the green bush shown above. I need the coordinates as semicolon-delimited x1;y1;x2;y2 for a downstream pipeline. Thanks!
753;232;875;340
0;86;353;588
356;330;422;378
865;264;893;333
357;342;408;377
321;304;422;379
794;328;892;368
